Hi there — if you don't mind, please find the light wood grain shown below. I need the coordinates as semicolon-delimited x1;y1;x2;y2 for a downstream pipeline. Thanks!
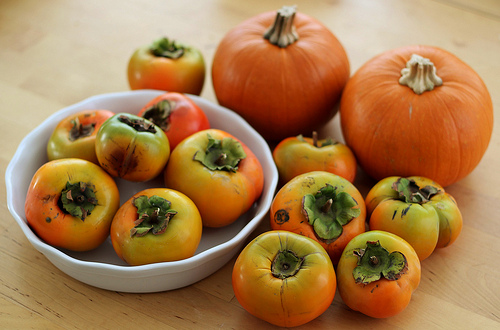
1;0;499;328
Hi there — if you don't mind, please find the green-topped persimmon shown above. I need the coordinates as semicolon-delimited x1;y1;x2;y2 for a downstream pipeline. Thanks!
25;158;120;251
127;37;206;95
337;230;421;318
164;129;264;227
270;171;366;264
110;188;202;265
95;113;170;182
273;131;357;184
365;176;463;260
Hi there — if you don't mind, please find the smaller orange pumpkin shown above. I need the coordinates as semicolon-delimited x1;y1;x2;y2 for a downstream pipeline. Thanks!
340;45;493;187
212;6;350;141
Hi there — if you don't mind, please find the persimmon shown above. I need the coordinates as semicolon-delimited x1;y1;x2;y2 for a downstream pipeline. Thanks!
232;230;336;327
25;158;120;251
47;109;115;164
110;188;202;266
337;230;421;318
366;176;463;260
270;171;366;264
164;129;264;227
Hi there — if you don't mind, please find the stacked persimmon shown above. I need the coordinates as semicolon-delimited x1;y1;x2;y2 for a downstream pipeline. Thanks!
25;92;264;266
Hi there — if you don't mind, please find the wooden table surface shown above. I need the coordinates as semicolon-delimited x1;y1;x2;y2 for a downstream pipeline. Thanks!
1;0;499;329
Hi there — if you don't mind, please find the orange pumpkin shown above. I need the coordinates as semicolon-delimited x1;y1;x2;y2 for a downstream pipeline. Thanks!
340;45;493;187
212;6;350;141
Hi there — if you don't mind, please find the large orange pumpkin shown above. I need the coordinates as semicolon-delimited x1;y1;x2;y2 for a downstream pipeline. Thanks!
340;45;493;187
212;6;350;141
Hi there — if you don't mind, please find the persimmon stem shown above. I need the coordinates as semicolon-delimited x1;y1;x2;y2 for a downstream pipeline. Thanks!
302;184;360;242
399;54;443;94
271;249;303;279
60;181;97;221
312;131;319;147
215;153;228;166
263;5;299;48
321;198;333;213
118;115;156;133
141;100;175;131
69;117;95;141
150;37;185;59
370;255;379;266
193;134;246;172
353;241;408;285
130;195;177;237
392;177;440;204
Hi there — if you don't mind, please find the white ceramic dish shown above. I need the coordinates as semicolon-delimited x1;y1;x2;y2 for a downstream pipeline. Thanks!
5;90;278;293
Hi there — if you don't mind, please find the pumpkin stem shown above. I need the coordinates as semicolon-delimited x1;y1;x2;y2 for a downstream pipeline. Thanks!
399;54;443;94
263;5;299;48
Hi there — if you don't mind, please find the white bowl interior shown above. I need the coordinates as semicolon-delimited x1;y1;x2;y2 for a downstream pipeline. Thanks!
5;90;278;292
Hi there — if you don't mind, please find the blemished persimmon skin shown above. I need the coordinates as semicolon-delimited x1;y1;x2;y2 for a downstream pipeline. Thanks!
25;158;120;252
270;171;366;265
95;113;170;182
365;176;463;261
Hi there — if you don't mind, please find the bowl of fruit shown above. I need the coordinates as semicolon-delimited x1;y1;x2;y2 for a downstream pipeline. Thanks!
6;90;278;293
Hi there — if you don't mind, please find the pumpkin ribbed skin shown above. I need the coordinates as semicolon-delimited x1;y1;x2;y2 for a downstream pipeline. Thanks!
340;45;493;187
212;10;350;141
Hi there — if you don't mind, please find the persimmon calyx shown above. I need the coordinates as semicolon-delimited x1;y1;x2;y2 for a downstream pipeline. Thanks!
118;115;156;133
297;131;337;148
263;5;299;48
399;54;443;94
141;100;176;131
353;240;408;285
392;177;440;204
150;37;185;59
193;134;246;172
302;184;360;242
271;248;304;279
130;195;177;237
60;181;97;221
69;117;95;141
